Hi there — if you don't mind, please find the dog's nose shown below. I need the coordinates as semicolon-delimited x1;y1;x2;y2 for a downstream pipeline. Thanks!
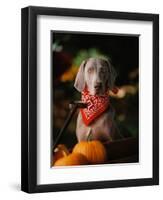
94;82;102;89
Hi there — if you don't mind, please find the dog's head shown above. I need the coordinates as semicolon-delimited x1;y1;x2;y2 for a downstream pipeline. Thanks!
74;57;117;95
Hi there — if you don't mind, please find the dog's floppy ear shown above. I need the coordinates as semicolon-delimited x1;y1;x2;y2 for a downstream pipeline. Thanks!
105;59;117;90
74;60;87;92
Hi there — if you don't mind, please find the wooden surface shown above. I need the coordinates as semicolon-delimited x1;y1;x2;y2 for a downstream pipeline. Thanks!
104;137;139;163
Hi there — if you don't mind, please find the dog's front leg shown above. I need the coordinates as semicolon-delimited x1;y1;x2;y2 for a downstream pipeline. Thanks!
76;112;91;141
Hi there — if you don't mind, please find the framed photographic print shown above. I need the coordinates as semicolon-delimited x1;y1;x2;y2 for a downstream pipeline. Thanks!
21;6;159;193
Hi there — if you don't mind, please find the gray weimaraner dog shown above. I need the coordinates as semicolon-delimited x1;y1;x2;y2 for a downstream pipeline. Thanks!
74;57;120;142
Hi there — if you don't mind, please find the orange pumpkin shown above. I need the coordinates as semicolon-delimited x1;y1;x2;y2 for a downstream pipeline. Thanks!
73;140;107;164
53;144;69;164
54;153;89;166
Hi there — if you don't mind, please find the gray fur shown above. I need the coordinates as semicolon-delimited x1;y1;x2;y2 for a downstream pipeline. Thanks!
74;57;119;142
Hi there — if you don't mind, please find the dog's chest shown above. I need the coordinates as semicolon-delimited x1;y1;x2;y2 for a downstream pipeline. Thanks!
76;110;114;141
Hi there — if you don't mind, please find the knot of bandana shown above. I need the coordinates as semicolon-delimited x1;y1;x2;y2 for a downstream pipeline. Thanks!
80;89;110;126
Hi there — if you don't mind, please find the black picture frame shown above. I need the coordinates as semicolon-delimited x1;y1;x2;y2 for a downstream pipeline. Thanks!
21;6;159;193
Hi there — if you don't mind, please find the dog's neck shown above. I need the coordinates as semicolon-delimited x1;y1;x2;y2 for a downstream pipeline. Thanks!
82;87;109;96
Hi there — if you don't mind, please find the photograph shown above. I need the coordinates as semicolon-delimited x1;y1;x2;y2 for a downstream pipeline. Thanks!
52;31;139;167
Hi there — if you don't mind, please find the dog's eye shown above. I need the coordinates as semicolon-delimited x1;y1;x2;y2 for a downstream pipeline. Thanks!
100;70;105;74
88;68;94;73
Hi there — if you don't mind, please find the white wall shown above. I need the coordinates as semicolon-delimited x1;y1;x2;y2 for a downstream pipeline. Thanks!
0;0;162;199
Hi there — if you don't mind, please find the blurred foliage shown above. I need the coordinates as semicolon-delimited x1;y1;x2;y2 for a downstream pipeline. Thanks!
52;32;139;149
73;48;108;66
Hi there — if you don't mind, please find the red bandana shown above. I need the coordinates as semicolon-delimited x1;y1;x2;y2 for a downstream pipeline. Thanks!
80;89;110;125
